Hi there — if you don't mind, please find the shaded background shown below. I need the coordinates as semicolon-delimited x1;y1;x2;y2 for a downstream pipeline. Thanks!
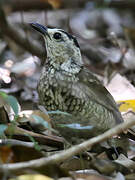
1;1;135;179
0;0;135;108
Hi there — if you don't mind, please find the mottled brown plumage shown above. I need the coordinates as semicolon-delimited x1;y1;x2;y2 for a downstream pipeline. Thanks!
30;23;126;147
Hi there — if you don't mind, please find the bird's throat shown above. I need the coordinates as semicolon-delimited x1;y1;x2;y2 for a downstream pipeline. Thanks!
46;57;81;75
60;58;81;75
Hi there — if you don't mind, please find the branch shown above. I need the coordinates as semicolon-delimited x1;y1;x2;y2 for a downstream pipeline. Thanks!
5;124;64;148
0;116;135;172
0;139;34;148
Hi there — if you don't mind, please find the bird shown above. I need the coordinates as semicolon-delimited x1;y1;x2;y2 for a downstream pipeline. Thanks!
30;23;128;155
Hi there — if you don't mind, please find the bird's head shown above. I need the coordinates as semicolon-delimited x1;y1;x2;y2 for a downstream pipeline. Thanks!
30;23;82;73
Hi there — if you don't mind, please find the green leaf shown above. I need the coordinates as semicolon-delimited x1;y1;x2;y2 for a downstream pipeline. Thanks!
27;134;41;151
7;121;17;138
6;95;19;115
32;114;52;130
0;91;19;116
0;91;8;98
0;124;7;137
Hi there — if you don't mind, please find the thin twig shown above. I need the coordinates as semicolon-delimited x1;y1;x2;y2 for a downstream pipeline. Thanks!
0;116;135;172
0;139;34;148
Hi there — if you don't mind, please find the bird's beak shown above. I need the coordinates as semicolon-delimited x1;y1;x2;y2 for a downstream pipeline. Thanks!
30;22;50;39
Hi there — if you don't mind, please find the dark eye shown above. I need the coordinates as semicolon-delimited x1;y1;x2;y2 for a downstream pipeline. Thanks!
53;32;61;40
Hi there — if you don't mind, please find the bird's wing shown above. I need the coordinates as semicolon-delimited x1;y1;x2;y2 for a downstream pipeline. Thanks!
59;67;123;124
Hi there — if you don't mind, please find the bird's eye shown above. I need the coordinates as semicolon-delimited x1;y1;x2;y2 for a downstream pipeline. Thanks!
53;32;62;40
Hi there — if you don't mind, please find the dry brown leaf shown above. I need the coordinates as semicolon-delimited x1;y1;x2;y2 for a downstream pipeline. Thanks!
123;26;135;48
19;110;51;123
0;146;15;163
0;145;43;163
18;110;51;133
49;0;62;8
40;0;62;8
11;145;43;162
